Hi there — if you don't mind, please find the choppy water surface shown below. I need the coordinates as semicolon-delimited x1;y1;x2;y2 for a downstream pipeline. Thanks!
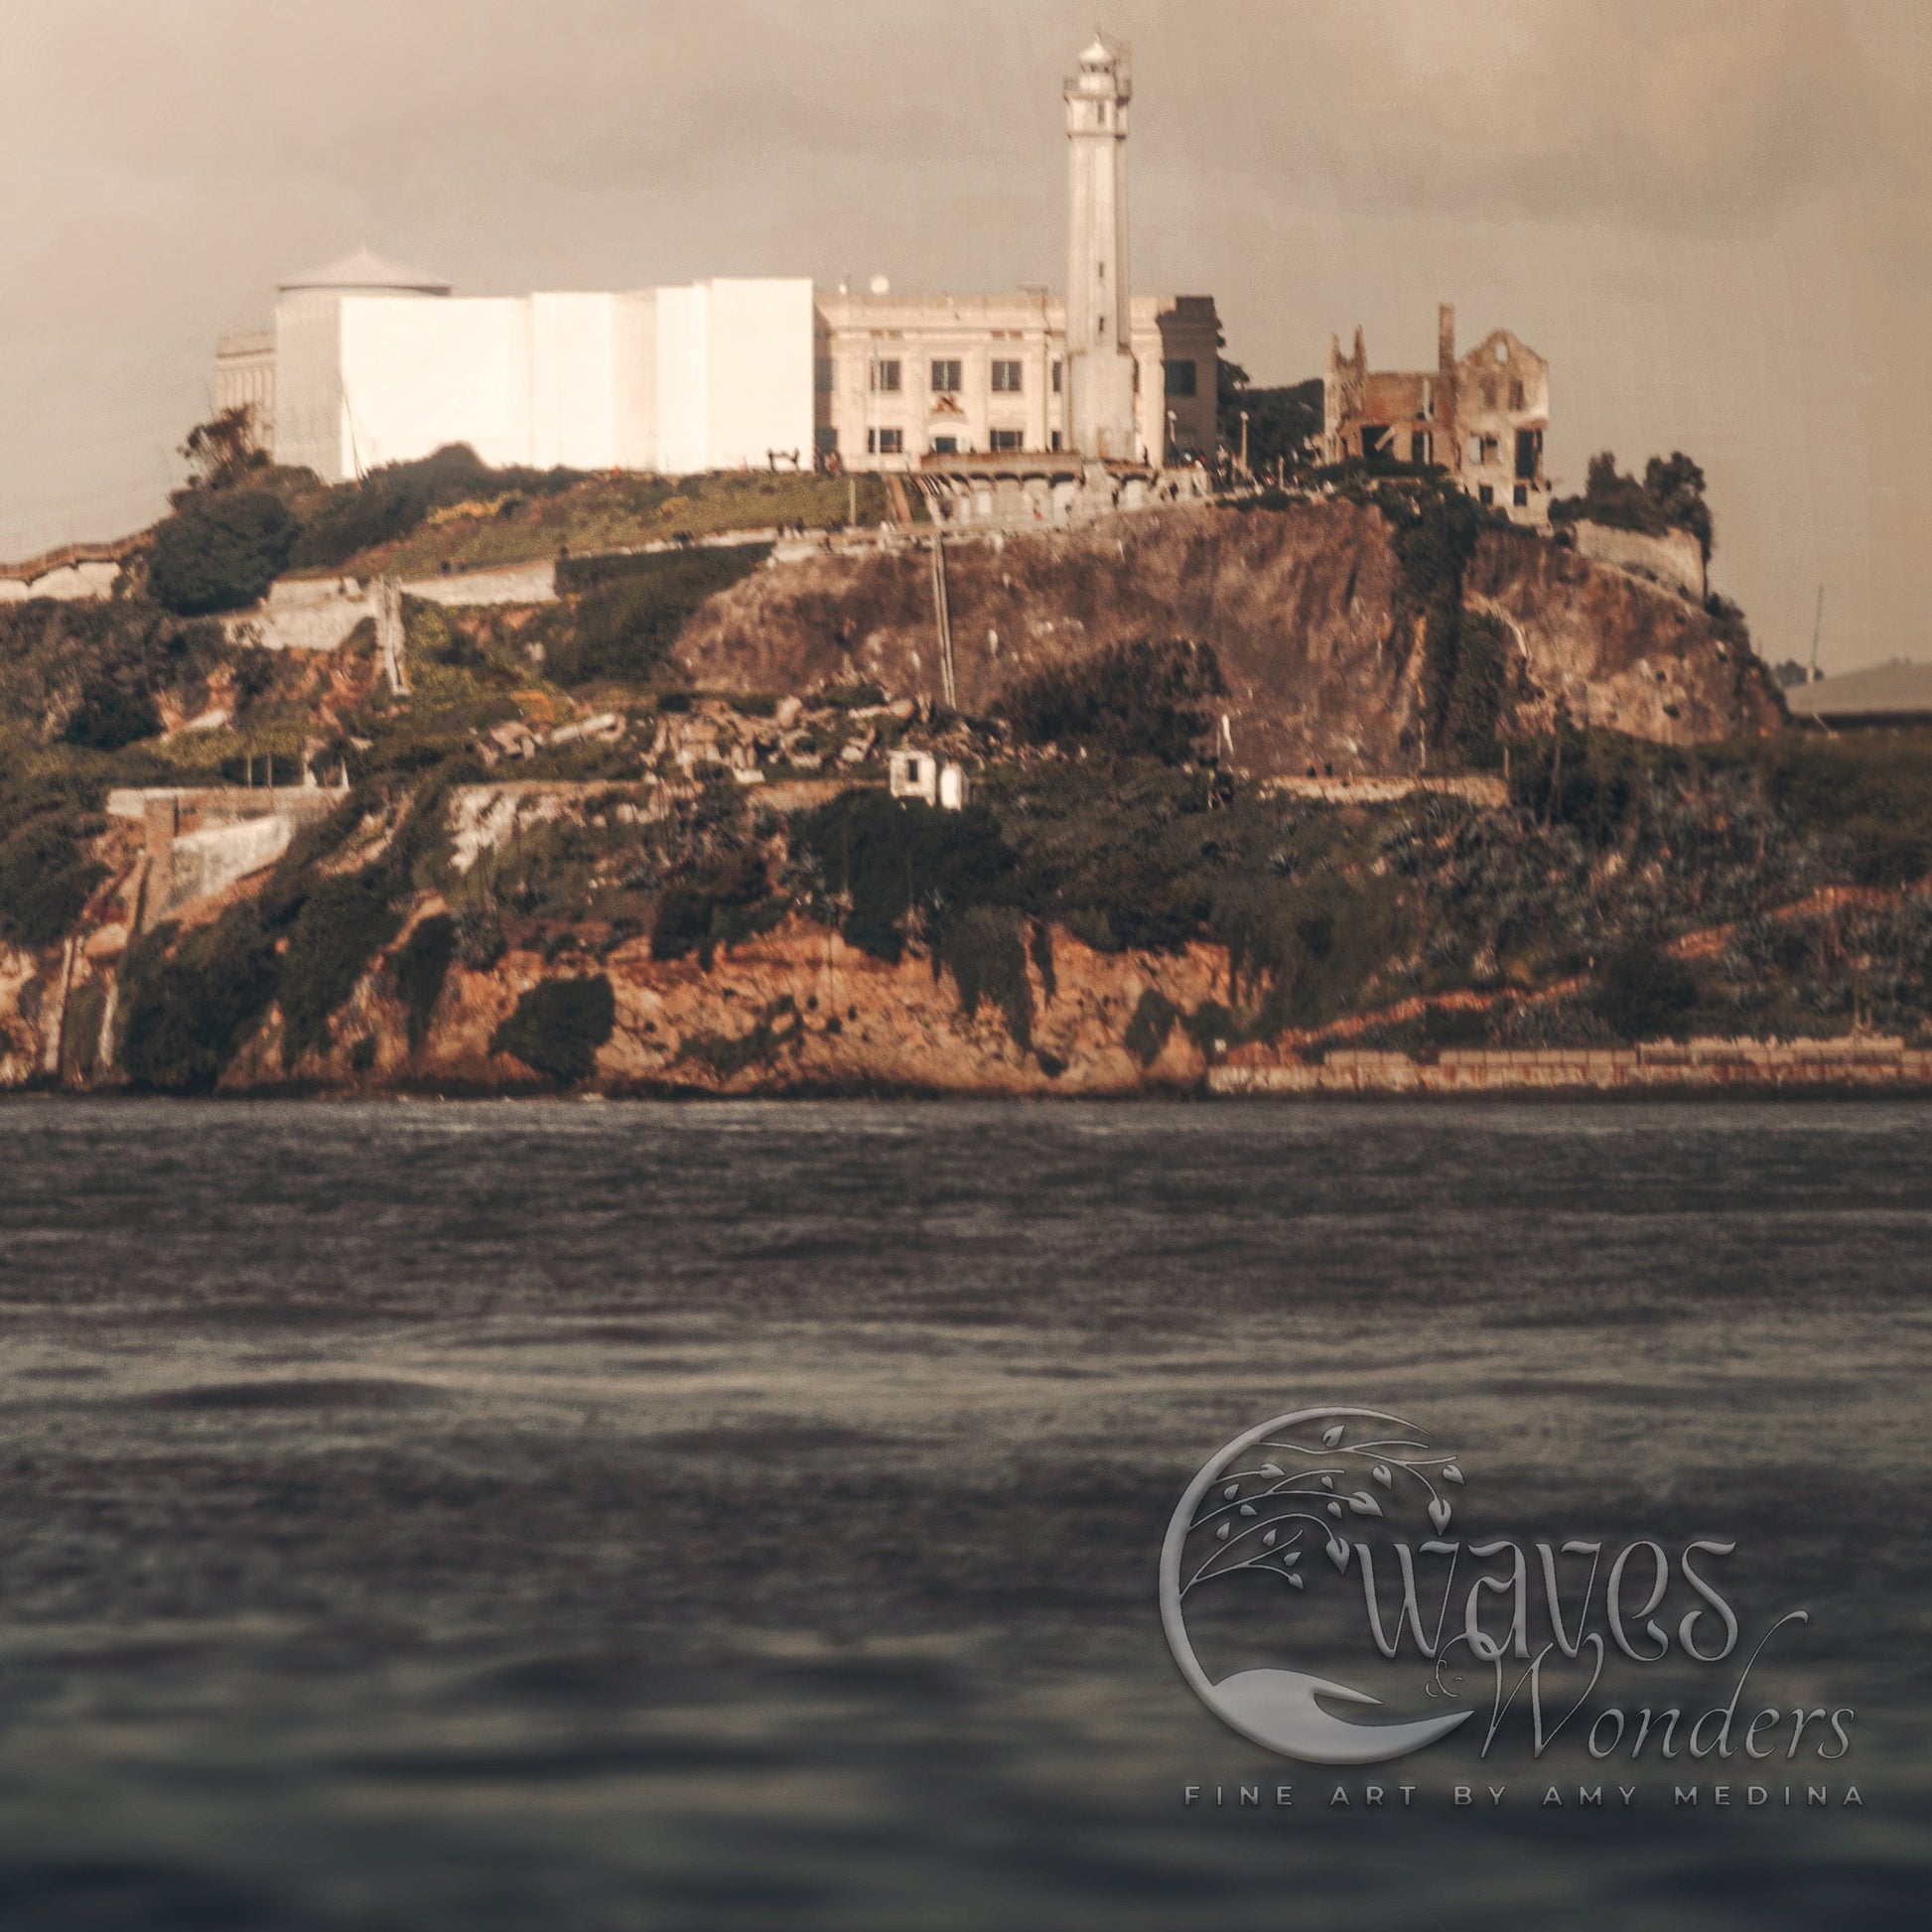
0;1097;1927;1930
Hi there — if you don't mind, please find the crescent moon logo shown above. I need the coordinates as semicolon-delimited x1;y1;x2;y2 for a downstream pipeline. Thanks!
1160;1407;1475;1764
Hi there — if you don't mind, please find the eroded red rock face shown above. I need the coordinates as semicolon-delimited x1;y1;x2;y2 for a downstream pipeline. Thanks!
676;503;1777;776
211;914;1229;1098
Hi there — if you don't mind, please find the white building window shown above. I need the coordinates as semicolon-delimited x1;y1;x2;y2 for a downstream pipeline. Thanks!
990;428;1024;452
930;358;962;394
871;359;901;393
868;427;903;455
991;359;1023;393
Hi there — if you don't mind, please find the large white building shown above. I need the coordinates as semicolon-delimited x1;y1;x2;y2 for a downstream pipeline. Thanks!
219;252;812;483
215;36;1217;487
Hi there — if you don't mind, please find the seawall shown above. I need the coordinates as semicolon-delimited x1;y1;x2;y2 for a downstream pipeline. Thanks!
1211;1038;1932;1095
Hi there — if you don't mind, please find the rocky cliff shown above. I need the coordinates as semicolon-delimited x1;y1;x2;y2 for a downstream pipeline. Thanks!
676;502;1779;774
0;908;1228;1099
211;912;1227;1098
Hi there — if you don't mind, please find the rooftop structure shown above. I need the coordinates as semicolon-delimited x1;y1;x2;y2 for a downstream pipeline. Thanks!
1783;660;1932;728
278;247;453;297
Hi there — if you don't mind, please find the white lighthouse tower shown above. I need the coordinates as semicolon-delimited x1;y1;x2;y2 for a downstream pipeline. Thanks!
1063;33;1138;462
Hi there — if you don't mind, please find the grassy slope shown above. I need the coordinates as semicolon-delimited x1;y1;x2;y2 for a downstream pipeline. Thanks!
298;472;891;582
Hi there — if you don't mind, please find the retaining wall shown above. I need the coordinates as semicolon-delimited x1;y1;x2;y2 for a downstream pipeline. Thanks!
1570;519;1707;602
1211;1038;1932;1095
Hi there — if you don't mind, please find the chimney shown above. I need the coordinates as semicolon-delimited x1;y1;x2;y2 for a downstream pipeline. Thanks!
1439;302;1456;374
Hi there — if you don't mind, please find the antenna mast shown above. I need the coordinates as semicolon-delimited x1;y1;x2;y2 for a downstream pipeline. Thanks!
1809;585;1825;682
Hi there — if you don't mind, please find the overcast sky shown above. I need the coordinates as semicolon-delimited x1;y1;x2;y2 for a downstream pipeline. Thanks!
5;0;1928;671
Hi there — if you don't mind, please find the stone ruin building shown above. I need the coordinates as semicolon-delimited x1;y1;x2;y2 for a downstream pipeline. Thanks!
1322;303;1550;524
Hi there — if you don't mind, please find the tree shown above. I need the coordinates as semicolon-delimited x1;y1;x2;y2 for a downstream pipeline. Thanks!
178;406;267;493
1217;360;1323;474
1642;451;1714;563
1553;449;1715;561
146;489;298;616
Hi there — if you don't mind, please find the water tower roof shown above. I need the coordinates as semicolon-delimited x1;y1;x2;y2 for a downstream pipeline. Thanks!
280;246;452;296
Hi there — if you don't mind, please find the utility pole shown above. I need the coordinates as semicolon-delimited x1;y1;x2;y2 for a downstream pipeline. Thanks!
928;525;957;712
1809;584;1826;682
1239;409;1250;477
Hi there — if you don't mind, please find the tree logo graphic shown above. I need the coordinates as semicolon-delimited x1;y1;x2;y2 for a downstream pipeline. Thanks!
1161;1406;1476;1763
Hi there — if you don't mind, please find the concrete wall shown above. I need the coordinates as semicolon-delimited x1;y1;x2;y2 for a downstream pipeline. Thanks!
341;295;534;474
1211;1037;1932;1095
216;330;276;450
0;559;119;603
221;575;376;651
155;816;295;920
654;284;710;479
269;279;813;483
401;560;557;607
1572;518;1706;601
531;293;612;472
612;291;657;472
273;291;349;480
705;279;815;471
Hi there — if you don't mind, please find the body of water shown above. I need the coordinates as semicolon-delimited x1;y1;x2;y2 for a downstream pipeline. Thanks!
0;1097;1926;1929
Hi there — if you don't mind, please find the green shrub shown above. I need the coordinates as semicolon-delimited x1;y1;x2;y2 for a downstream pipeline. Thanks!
545;544;769;687
117;908;280;1092
456;902;507;969
289;445;586;571
1183;999;1240;1056
1551;451;1714;563
0;822;104;949
791;791;1018;962
147;489;298;615
64;978;107;1078
62;682;162;751
1590;937;1698;1042
1508;726;1645;843
1758;735;1932;888
492;974;616;1083
1125;987;1178;1064
937;904;1032;1051
1382;484;1514;766
278;873;402;1066
677;999;794;1079
1441;611;1511;765
649;851;771;968
1029;918;1056;1001
1001;637;1226;764
392;912;456;1048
